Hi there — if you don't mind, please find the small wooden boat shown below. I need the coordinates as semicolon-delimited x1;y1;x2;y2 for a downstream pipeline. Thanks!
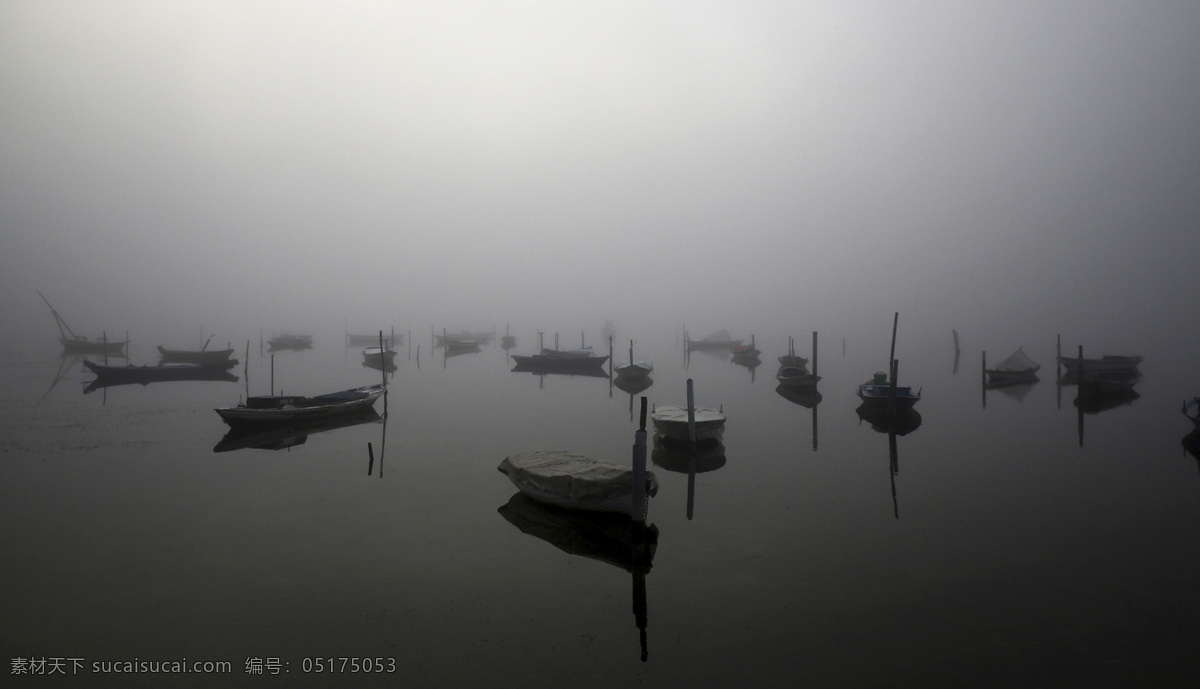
37;289;128;356
363;345;397;371
268;334;313;351
511;351;609;370
213;408;381;452
157;344;237;368
777;335;809;368
500;323;517;350
498;450;658;515
435;330;493;346
775;365;820;389
1057;354;1142;374
214;384;384;428
650;405;726;442
857;372;921;410
686;329;743;351
986;347;1040;386
615;341;652;380
616;360;653;378
362;345;396;362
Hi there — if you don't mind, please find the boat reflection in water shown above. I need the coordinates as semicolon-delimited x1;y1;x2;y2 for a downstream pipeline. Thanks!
213;407;381;453
775;384;822;450
510;359;612;386
497;493;657;661
83;361;238;394
651;436;726;521
855;403;922;519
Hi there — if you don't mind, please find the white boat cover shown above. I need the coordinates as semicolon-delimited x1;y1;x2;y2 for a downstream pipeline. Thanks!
498;450;658;512
650;405;726;440
991;347;1039;373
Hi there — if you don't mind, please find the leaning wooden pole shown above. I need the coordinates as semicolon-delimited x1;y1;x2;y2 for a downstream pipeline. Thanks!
888;312;899;378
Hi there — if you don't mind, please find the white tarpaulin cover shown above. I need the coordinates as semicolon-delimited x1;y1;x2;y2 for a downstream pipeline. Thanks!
650;405;726;441
991;347;1040;372
498;450;658;513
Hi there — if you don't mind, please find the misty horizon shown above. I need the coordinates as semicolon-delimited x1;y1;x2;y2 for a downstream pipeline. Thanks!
3;1;1198;363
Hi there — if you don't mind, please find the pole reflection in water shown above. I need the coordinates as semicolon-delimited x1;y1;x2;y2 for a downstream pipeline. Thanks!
651;437;727;521
774;385;822;451
497;493;658;661
855;404;922;519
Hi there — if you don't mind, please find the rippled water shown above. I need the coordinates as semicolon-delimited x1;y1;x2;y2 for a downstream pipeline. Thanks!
3;325;1198;688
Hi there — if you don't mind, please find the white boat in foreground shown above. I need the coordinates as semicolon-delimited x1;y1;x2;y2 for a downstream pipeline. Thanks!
650;405;726;442
498;450;659;516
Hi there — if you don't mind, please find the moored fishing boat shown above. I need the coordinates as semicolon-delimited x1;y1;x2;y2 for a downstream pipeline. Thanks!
985;347;1040;386
268;334;313;351
686;329;742;351
156;345;237;367
857;372;921;410
214;384;384;428
775;365;820;389
1057;354;1142;375
650;405;726;442
615;341;652;380
37;289;128;357
498;450;659;515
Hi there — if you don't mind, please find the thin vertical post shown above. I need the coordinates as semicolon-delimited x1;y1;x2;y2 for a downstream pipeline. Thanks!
686;378;697;443
888;312;899;374
812;331;818;377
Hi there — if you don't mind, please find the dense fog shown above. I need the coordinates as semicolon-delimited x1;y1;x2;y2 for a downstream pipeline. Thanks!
4;1;1198;360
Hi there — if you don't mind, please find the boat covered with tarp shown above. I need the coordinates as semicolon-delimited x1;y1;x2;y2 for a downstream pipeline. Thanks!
498;450;658;515
986;347;1040;386
650;404;726;442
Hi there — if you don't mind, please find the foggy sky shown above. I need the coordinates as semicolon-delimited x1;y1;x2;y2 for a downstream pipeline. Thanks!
3;1;1199;352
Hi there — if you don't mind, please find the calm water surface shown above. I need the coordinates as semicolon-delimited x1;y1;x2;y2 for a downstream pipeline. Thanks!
3;326;1198;688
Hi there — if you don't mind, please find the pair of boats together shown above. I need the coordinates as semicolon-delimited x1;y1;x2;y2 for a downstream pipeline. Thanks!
82;342;241;389
511;340;653;379
499;382;724;521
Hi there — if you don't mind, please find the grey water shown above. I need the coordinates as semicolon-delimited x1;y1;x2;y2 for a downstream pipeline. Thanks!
3;321;1198;689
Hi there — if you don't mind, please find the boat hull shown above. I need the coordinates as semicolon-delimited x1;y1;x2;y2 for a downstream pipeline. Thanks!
214;385;384;428
157;346;237;367
856;382;921;410
511;354;609;369
1057;355;1142;374
615;362;653;379
498;450;658;516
